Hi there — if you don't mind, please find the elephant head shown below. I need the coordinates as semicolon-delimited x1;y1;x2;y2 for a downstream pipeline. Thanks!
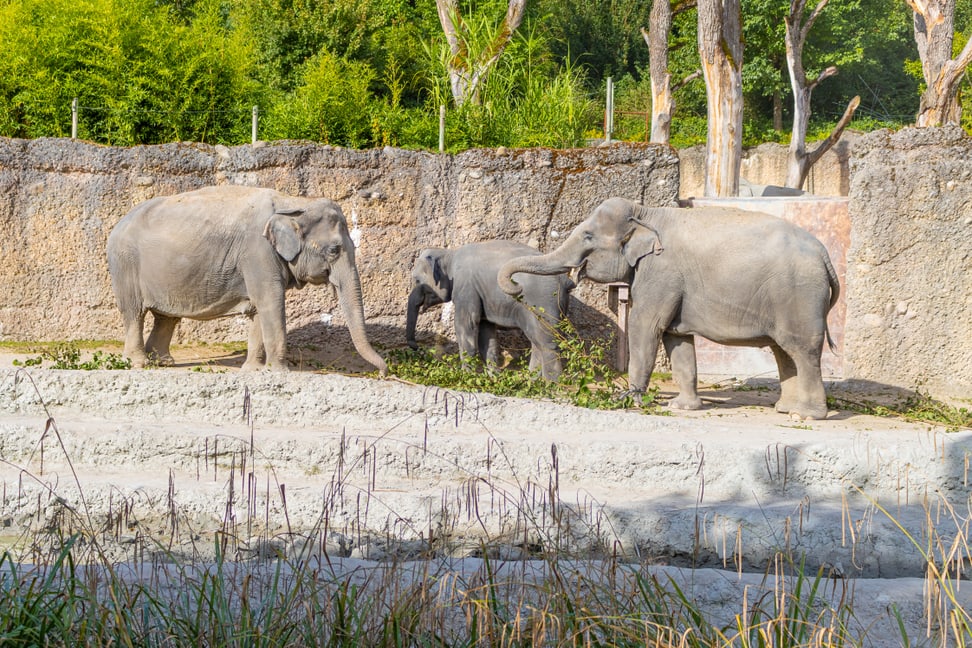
405;248;454;349
498;197;663;295
264;199;387;374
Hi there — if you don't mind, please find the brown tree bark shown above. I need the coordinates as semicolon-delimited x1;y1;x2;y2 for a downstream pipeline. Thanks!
698;0;743;197
908;0;972;126
783;0;860;189
435;0;527;107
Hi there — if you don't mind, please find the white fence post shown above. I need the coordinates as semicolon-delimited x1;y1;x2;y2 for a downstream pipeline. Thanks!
71;98;78;139
251;106;259;144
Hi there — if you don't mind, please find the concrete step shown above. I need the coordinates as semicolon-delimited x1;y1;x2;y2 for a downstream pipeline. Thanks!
1;368;969;580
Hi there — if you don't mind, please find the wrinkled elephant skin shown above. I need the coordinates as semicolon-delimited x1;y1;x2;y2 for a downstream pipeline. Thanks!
498;197;839;419
106;186;386;374
406;241;573;381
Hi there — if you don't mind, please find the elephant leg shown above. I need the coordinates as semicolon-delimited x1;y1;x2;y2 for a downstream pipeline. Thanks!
663;332;702;410
477;321;500;369
454;303;482;370
529;342;562;381
771;344;799;414
522;318;562;381
258;303;290;371
145;314;179;366
625;312;664;393
121;309;148;368
774;339;828;420
242;314;267;371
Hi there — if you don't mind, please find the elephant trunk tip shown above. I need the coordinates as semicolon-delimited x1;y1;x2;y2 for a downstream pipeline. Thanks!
497;262;524;296
376;359;388;377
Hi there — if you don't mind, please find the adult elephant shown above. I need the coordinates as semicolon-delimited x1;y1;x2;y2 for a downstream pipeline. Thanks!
406;241;573;380
107;186;387;374
498;198;839;419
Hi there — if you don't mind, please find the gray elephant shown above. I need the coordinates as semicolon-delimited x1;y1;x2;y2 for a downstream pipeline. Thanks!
406;241;573;380
498;197;839;419
106;185;386;374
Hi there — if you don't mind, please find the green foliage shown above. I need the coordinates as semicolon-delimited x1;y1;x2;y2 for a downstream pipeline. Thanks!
829;387;972;432
0;0;952;147
263;49;376;146
13;343;131;370
0;0;263;144
389;320;663;412
530;0;651;84
422;7;596;149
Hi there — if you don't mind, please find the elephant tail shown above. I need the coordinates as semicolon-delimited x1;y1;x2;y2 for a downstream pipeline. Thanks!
823;251;841;354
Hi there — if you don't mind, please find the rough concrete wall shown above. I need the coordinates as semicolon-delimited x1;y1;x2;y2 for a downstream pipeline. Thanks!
846;127;972;401
679;135;858;199
0;137;679;354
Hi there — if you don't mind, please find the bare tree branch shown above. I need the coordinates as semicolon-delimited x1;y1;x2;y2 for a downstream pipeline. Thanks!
673;70;703;92
805;95;860;170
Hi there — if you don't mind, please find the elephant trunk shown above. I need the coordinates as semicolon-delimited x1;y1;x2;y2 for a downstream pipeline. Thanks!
330;254;388;375
498;246;581;296
405;286;424;350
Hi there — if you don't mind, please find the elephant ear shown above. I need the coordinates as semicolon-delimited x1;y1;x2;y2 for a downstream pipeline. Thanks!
621;221;663;267
431;256;445;286
264;211;304;262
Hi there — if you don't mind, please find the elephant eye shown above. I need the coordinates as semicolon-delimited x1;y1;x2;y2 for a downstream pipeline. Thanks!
308;241;341;260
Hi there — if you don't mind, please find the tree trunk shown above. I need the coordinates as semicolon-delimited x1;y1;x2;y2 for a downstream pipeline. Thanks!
783;0;860;189
435;0;526;107
643;0;674;144
697;0;743;197
908;0;972;126
642;1;701;145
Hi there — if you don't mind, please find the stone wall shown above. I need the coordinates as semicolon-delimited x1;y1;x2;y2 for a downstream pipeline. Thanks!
1;131;969;403
679;134;859;198
845;127;972;402
0;137;679;356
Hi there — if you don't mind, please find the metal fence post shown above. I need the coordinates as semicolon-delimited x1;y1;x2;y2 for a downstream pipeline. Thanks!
71;98;78;139
251;106;259;144
439;105;446;153
604;78;614;144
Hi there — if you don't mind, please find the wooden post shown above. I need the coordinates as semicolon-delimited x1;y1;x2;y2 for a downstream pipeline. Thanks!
71;98;78;139
607;282;630;369
251;106;259;144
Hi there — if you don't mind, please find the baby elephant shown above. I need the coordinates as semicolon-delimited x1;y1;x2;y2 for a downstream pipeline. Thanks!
405;241;573;380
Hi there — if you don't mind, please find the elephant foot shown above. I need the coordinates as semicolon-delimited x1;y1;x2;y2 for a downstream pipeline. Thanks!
776;399;828;420
615;388;645;401
241;360;263;371
146;352;174;367
669;394;703;410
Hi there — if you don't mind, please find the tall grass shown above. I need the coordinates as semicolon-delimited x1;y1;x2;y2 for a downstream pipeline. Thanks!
1;369;970;647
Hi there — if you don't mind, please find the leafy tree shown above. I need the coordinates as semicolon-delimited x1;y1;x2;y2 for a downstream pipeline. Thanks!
433;0;527;106
743;0;885;134
530;0;652;85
